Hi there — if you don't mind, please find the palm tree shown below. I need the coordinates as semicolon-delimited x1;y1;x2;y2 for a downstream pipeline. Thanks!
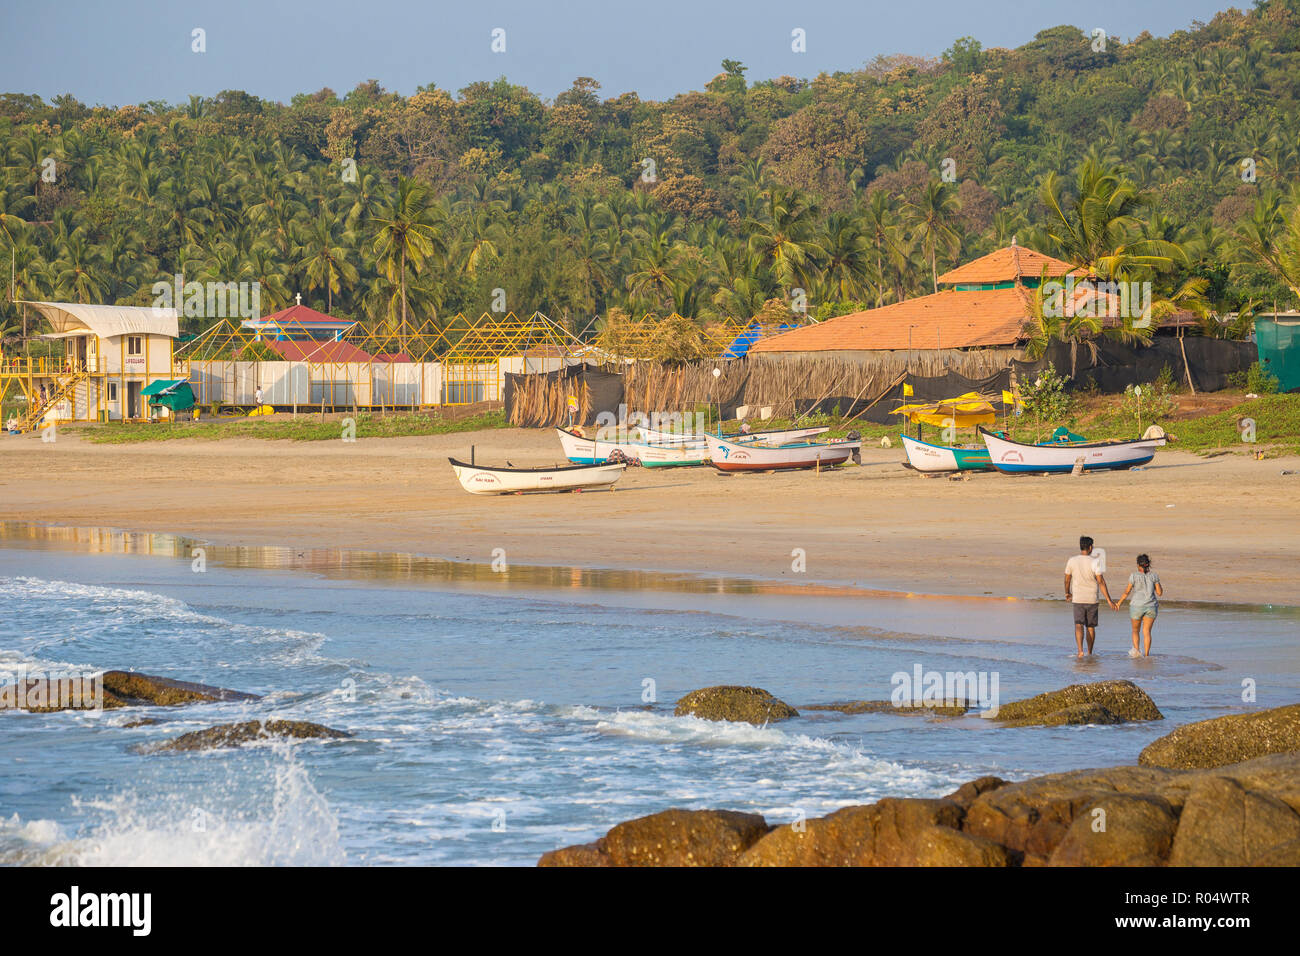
625;230;680;312
1236;199;1300;302
1023;268;1105;376
1038;159;1182;279
51;230;106;303
297;213;358;313
815;212;871;302
456;206;505;277
369;177;445;325
903;178;962;294
743;186;819;291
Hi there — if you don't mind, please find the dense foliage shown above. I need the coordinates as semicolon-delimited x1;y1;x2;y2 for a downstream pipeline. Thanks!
5;1;1300;342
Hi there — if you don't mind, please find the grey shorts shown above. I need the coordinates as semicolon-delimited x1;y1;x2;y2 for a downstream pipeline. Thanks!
1131;603;1158;621
1073;602;1099;627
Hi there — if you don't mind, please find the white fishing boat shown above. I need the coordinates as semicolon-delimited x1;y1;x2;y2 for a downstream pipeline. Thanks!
636;424;829;445
900;434;992;473
979;426;1166;474
450;457;626;495
706;433;861;472
554;427;708;468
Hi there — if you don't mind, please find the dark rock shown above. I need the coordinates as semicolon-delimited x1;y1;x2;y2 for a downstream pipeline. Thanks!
1168;776;1300;865
150;719;351;752
804;700;970;717
1031;702;1125;727
673;686;797;724
103;671;259;706
739;798;1008;867
1139;704;1300;769
0;676;125;712
993;680;1162;727
536;753;1300;867
943;776;1009;809
540;809;770;867
538;842;611;867
2;670;261;712
122;718;160;728
603;809;770;866
737;805;880;866
962;764;1179;861
1047;794;1179;866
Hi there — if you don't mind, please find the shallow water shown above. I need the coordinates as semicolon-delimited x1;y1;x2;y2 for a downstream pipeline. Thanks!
1;525;1296;866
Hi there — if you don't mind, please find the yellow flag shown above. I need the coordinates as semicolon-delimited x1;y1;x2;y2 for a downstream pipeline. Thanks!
903;383;914;397
1002;389;1015;405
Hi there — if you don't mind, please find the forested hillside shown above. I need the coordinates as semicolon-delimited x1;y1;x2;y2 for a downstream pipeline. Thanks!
5;1;1300;342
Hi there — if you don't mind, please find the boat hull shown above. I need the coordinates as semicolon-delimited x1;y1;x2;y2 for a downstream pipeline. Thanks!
554;428;708;467
706;434;860;472
450;457;625;495
979;428;1163;474
900;434;992;472
636;425;829;446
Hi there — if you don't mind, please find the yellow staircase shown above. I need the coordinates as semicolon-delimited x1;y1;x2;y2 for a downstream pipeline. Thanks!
12;370;90;434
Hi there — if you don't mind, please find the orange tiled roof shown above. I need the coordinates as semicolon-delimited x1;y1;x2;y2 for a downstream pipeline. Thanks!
751;287;1036;353
936;245;1075;285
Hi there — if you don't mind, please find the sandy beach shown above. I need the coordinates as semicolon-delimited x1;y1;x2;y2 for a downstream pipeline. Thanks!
1;425;1297;606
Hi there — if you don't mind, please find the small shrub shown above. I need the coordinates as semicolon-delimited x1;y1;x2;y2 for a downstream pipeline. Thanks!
1019;363;1073;423
1228;361;1280;395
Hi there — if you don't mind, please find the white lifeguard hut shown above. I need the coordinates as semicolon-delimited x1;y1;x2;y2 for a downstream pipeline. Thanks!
1;301;180;430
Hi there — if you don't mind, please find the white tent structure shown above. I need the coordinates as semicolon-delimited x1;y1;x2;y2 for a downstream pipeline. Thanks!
8;301;182;426
24;301;180;340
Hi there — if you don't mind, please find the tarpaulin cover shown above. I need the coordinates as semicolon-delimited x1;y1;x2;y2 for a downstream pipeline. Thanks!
1013;337;1257;392
140;379;197;411
1256;319;1300;392
891;392;998;427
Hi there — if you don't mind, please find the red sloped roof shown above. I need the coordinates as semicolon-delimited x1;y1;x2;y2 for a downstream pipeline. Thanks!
936;245;1075;285
751;287;1036;353
252;339;377;362
255;304;357;327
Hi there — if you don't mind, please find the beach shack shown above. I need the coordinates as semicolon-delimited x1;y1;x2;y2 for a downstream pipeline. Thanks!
1;302;180;431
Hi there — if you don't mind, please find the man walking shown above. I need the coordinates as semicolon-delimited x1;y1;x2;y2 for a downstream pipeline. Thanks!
1065;535;1113;658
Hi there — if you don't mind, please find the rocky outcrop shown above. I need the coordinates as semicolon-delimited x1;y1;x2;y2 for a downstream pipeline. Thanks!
739;798;1010;867
993;680;1162;727
673;686;797;724
538;809;769;867
1;670;259;712
103;671;258;706
539;753;1300;867
804;700;970;717
1046;794;1178;866
148;719;351;752
1168;776;1300;865
1139;703;1300;769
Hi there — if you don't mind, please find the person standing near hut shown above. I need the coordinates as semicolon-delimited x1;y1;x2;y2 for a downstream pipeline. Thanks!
254;386;264;411
566;394;578;429
1064;536;1114;658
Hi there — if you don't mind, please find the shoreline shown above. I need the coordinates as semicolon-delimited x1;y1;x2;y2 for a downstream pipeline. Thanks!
4;518;1296;616
2;428;1298;607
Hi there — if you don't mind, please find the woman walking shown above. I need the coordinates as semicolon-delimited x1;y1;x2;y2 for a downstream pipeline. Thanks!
1114;554;1163;658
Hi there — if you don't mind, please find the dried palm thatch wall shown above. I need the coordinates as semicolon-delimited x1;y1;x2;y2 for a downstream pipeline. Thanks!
507;376;591;427
624;350;1018;417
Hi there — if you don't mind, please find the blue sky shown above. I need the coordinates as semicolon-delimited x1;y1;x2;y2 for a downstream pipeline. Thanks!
2;0;1235;106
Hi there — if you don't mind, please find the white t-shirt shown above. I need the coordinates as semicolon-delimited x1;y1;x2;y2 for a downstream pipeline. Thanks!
1066;554;1100;604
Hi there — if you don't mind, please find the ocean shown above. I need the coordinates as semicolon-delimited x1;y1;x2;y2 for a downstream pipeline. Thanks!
2;525;1296;866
